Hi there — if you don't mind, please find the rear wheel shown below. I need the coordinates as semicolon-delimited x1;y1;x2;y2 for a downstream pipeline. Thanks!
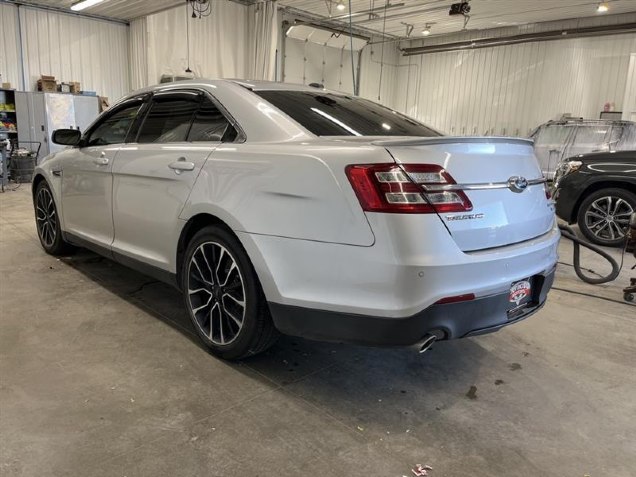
577;188;636;247
181;225;279;360
34;181;75;255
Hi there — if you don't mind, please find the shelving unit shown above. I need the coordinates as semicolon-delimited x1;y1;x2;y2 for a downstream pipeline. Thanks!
0;89;19;145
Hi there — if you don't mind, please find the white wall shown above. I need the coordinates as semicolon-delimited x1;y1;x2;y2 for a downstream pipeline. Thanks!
0;3;21;88
130;1;278;89
395;33;636;137
0;3;129;101
392;14;636;136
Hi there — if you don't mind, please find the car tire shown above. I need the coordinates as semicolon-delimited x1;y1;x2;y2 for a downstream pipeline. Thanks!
577;188;636;247
34;181;75;256
181;225;279;360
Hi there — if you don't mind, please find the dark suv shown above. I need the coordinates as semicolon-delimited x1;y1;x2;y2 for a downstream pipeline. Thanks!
554;151;636;247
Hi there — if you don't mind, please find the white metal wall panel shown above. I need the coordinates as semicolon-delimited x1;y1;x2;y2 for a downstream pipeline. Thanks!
395;32;636;136
18;6;129;102
144;2;250;84
0;3;21;88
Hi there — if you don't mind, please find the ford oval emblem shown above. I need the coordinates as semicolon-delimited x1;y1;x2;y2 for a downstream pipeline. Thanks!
508;176;528;193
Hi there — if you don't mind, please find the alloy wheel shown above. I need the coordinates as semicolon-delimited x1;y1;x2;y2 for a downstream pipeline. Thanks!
584;196;634;242
36;187;57;248
187;241;246;345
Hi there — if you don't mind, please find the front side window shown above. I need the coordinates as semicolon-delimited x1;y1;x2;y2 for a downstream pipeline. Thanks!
137;98;199;143
254;90;440;137
85;103;141;146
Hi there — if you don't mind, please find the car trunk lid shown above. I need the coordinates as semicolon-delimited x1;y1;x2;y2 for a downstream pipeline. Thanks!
375;137;555;252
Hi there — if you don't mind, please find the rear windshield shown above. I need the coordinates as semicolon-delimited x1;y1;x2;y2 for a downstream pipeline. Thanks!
255;90;441;137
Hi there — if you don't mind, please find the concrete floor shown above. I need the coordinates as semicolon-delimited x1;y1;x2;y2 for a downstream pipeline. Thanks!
1;186;635;477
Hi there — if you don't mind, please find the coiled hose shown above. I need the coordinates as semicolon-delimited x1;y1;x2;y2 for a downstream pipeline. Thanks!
558;223;621;284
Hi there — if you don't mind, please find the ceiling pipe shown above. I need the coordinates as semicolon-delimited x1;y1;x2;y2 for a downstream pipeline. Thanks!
401;22;636;56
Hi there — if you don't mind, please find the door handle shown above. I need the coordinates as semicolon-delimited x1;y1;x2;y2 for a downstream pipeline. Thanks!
168;157;195;174
93;156;109;166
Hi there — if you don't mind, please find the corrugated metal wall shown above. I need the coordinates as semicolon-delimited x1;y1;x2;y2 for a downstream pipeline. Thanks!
396;33;636;137
0;3;129;102
393;14;636;136
0;4;21;88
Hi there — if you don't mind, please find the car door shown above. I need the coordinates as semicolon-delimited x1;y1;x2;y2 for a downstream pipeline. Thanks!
110;90;236;273
61;98;144;249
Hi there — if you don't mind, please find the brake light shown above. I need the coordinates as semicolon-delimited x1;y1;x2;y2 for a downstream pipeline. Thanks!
345;163;473;214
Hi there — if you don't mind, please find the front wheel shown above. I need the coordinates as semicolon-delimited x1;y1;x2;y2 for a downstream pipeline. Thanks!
181;225;279;360
34;181;75;255
577;188;636;247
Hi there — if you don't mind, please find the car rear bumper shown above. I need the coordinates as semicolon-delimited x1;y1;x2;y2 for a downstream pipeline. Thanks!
268;266;555;346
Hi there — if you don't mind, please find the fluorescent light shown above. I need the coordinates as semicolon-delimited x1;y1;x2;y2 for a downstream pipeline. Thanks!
71;0;106;11
336;1;346;11
597;2;609;13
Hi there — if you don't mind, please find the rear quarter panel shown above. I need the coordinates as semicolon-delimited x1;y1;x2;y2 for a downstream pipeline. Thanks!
181;142;393;246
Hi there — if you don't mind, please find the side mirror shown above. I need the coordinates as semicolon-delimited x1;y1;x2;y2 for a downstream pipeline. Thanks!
52;129;81;146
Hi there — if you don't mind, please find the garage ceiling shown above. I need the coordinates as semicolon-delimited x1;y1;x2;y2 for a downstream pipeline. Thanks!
8;0;636;35
6;0;186;20
280;0;636;38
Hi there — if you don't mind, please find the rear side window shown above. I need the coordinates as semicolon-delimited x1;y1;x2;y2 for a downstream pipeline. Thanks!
85;103;141;146
137;98;199;143
254;90;440;137
188;99;234;142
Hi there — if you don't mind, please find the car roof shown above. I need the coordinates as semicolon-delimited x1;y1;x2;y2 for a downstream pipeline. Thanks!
119;79;349;99
543;118;636;126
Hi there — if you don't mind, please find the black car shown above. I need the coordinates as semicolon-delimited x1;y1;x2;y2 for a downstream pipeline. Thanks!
554;151;636;247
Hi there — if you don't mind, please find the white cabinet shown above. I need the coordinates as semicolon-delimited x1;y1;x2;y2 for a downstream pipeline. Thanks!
15;92;99;161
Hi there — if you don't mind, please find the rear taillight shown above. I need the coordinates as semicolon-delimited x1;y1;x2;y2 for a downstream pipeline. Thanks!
345;163;472;214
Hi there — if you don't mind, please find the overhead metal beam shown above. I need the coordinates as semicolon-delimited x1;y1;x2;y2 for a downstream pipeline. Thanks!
401;22;636;56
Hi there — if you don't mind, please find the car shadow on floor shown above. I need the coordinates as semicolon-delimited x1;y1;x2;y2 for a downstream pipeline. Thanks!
61;249;488;422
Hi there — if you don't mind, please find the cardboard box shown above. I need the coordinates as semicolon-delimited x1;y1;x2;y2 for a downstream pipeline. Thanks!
37;80;57;92
1;83;12;90
70;82;80;94
41;75;55;81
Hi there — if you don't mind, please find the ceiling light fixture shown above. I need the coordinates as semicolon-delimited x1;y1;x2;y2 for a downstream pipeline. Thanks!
597;2;609;13
336;1;346;11
70;0;106;11
422;24;432;36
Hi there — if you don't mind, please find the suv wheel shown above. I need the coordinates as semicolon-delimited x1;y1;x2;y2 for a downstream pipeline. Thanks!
577;188;636;247
181;225;279;360
34;181;75;255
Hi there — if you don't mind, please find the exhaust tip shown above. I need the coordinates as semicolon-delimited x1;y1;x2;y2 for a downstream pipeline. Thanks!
418;334;437;354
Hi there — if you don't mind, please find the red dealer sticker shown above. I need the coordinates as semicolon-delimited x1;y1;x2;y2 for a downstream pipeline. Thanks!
509;279;532;306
